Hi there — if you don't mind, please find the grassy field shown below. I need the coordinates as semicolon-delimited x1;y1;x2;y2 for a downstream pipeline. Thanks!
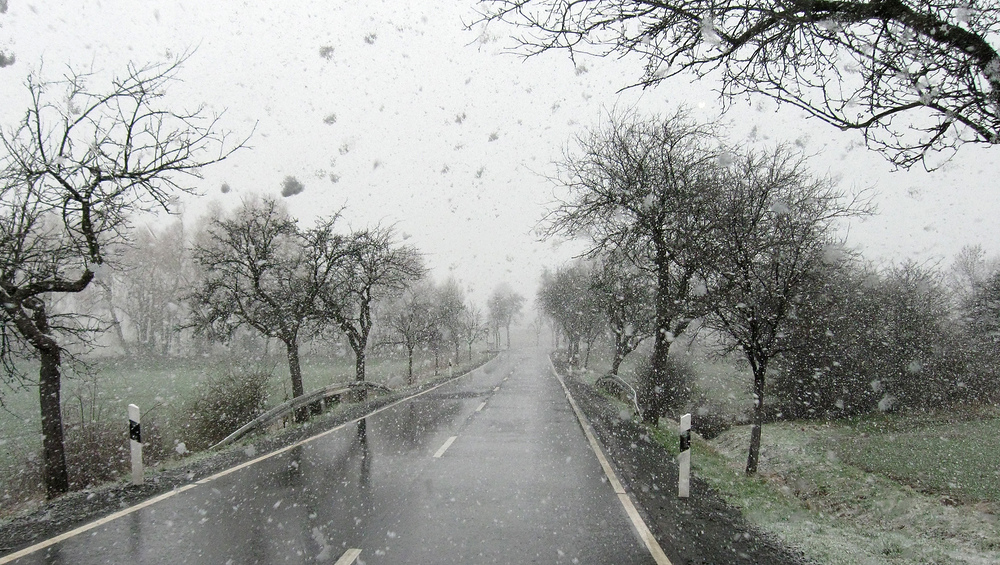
838;413;1000;505
0;347;480;509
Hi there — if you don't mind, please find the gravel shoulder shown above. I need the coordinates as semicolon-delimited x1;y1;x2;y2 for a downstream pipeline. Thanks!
560;371;814;565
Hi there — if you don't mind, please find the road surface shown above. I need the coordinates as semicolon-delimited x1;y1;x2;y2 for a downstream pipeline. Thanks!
5;348;661;564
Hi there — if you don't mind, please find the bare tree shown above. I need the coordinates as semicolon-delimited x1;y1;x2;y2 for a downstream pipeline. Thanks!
949;244;999;310
590;252;655;376
545;109;722;422
115;219;192;355
320;226;424;389
459;303;488;361
189;197;345;422
0;58;245;497
477;1;1000;169
704;144;870;474
384;282;437;384
537;263;604;367
487;282;525;349
434;277;467;365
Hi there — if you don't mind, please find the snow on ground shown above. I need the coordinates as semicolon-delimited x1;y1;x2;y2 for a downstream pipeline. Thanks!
708;422;1000;565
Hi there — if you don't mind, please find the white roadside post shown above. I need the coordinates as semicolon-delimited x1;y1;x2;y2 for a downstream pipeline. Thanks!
128;404;143;486
678;413;691;498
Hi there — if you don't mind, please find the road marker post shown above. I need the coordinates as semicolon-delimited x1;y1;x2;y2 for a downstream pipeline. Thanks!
128;404;143;486
678;413;691;498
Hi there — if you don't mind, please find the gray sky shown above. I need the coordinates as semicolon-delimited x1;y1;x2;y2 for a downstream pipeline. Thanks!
1;0;997;306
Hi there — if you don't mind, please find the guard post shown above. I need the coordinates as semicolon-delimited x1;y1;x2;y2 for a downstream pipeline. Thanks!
678;413;691;498
128;403;143;485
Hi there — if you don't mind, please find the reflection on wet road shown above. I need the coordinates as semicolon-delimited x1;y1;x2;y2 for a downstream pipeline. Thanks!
7;349;656;564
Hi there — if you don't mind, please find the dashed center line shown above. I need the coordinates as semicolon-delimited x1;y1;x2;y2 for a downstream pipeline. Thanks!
493;386;500;391
433;436;458;458
334;548;362;565
475;401;487;412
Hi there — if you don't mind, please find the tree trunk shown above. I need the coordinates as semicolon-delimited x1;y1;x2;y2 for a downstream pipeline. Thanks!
645;238;672;424
24;299;71;500
407;345;415;385
505;323;511;349
610;350;625;376
38;345;69;498
355;348;366;382
285;339;307;423
468;342;473;362
745;361;768;475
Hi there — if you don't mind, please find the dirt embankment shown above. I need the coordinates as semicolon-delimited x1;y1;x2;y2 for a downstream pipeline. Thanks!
562;373;814;565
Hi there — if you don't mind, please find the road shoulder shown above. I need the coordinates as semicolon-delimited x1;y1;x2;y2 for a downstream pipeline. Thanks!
559;369;813;565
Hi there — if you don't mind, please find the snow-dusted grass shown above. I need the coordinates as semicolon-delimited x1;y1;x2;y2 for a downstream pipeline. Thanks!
838;411;1000;505
672;418;1000;565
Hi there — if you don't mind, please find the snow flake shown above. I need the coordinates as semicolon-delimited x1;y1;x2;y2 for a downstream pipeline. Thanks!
877;395;896;412
700;15;723;46
716;151;736;168
816;19;842;33
769;200;791;215
955;6;973;25
281;176;304;197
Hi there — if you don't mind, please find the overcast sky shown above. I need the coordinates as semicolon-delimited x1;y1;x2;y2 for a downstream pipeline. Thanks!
1;0;998;307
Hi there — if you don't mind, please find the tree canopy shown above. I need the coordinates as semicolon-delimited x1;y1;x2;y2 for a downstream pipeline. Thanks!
477;0;1000;169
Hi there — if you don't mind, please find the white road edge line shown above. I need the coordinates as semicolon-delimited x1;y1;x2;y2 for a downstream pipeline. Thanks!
433;436;458;458
333;548;362;565
0;357;502;565
548;356;674;565
476;401;487;412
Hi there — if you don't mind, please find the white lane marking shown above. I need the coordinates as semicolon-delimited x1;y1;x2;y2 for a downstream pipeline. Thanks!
493;386;500;392
0;358;504;564
0;483;197;565
334;548;362;565
433;436;458;458
548;356;673;565
476;401;487;412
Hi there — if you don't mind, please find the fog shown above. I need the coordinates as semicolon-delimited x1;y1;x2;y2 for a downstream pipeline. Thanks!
1;0;995;304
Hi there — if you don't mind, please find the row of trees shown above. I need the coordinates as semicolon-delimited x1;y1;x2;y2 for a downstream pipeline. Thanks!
382;278;491;384
188;196;425;419
0;58;516;499
538;109;869;474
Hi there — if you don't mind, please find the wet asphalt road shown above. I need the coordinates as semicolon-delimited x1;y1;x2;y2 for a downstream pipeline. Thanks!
9;349;657;564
